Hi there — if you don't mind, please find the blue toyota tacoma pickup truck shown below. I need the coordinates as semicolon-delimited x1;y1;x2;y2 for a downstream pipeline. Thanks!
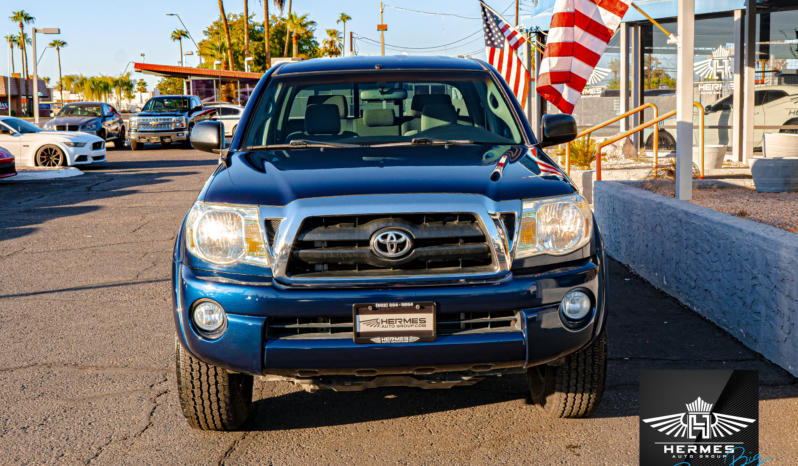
173;56;607;431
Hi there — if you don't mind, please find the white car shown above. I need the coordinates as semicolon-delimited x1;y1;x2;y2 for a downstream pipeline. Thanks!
207;102;244;137
0;116;107;167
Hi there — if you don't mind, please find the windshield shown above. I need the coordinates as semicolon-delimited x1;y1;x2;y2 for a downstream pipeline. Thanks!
242;71;526;149
143;97;190;112
1;118;42;134
58;104;102;117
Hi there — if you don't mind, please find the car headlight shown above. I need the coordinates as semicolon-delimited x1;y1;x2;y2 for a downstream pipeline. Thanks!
83;123;99;130
129;118;138;129
64;142;86;147
515;193;592;258
174;117;187;128
185;202;269;267
43;124;54;130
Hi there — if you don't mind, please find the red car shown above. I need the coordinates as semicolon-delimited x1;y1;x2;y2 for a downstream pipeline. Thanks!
0;145;15;178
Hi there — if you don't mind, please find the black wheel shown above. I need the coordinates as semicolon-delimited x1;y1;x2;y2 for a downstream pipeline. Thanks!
130;140;141;151
36;145;66;167
645;130;676;152
113;129;126;149
175;336;253;431
527;330;607;418
779;118;798;135
182;125;194;149
162;141;172;147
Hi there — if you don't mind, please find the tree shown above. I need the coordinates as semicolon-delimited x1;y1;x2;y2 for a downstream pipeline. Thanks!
259;1;284;69
217;1;235;70
243;0;250;60
644;55;676;90
10;10;34;116
4;34;15;74
49;39;67;104
337;13;351;57
42;76;50;85
608;58;620;82
171;29;189;66
283;0;292;57
322;29;342;57
285;12;313;59
156;77;184;95
136;80;147;93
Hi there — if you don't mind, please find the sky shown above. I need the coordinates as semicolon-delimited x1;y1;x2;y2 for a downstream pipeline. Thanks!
6;0;520;89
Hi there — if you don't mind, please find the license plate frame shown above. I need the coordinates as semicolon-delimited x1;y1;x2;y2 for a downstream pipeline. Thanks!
353;302;436;344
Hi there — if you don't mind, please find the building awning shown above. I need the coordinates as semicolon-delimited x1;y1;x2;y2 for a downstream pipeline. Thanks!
133;63;262;81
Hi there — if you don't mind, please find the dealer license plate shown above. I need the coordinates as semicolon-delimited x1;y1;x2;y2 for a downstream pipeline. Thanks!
353;302;436;344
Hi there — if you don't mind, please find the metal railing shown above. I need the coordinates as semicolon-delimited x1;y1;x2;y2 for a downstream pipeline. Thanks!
565;102;659;177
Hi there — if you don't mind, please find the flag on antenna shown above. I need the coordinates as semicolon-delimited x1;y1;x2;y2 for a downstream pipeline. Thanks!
480;1;532;110
537;0;632;114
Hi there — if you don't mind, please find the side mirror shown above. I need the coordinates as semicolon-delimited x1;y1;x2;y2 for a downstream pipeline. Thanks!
191;121;224;154
191;106;203;113
705;105;712;113
538;114;577;148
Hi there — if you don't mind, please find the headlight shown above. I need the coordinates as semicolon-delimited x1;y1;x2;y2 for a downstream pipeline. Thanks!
185;202;269;267
174;117;187;128
516;193;592;258
129;118;138;129
64;142;86;147
43;124;54;130
83;123;99;130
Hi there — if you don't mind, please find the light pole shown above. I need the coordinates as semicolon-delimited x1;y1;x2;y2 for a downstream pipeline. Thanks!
141;53;145;63
37;46;51;66
245;56;254;73
32;27;60;125
167;14;202;67
119;61;135;107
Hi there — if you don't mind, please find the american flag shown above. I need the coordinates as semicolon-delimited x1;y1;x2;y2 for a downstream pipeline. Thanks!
537;0;632;114
528;147;563;177
481;2;531;110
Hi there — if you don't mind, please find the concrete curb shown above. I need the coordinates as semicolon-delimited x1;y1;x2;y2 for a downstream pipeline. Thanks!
594;180;798;378
1;168;84;182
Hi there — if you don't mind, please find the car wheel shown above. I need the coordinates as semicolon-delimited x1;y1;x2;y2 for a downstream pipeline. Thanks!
130;140;141;151
182;125;194;149
527;330;607;418
162;141;172;147
114;129;126;149
36;145;66;167
175;335;253;431
779;118;798;135
644;130;676;152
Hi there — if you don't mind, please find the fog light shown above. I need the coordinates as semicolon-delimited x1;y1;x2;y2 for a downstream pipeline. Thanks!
560;290;592;321
193;300;226;332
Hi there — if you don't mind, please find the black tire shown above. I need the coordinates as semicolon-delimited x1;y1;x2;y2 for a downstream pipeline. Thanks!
779;118;798;135
645;130;676;152
527;330;607;418
162;141;172;147
113;129;125;149
130;140;141;151
175;336;253;431
182;125;194;149
36;145;66;167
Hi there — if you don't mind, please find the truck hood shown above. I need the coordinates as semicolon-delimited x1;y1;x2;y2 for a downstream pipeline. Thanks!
201;144;575;206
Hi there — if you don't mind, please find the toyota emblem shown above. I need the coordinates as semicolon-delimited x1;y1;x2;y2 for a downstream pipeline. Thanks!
371;230;413;259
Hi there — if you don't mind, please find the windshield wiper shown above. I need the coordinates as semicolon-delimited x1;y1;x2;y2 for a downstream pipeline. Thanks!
246;140;363;150
369;138;476;148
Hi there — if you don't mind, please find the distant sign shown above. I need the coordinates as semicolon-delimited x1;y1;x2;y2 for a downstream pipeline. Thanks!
39;103;51;110
0;102;7;111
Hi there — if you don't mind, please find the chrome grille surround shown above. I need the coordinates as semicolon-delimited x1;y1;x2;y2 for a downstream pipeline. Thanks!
134;117;176;131
259;194;521;286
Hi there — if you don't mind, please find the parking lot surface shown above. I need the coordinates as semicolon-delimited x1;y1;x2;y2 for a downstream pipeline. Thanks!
1;146;796;465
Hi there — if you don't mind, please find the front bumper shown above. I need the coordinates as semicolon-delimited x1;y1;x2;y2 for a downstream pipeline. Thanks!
0;158;16;177
129;130;188;143
173;251;607;378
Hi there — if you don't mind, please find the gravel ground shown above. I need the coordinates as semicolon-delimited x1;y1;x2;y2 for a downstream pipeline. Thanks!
645;185;798;234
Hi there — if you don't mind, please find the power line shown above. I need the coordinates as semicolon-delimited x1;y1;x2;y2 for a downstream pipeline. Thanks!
353;29;483;51
384;5;481;20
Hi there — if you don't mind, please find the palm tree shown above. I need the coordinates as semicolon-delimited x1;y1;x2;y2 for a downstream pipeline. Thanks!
337;13;351;57
136;79;147;94
243;0;250;61
171;29;189;66
283;0;292;57
217;0;235;70
49;39;67;104
4;35;16;74
322;29;342;57
260;0;285;68
285;12;312;59
10;10;35;116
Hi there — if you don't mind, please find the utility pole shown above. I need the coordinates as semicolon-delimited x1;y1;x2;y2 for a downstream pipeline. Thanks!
378;3;387;56
350;31;354;55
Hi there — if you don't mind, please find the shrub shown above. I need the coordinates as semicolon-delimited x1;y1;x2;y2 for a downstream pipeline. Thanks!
9;110;15;117
548;134;598;170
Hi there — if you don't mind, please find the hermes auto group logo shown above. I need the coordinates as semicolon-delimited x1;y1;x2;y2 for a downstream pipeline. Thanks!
643;396;755;439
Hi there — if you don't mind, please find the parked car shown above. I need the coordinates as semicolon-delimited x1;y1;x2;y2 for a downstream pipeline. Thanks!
174;56;606;431
0;116;106;167
206;102;244;137
0;145;15;178
128;95;215;150
42;102;126;149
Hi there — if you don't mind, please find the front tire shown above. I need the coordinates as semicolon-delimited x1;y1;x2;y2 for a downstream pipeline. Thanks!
175;336;253;431
182;125;194;149
527;331;607;418
36;145;66;167
113;129;126;149
130;140;141;151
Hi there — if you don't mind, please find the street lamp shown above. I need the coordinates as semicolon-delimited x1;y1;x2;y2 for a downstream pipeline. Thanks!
141;53;145;63
119;61;135;108
184;50;194;67
37;46;51;66
31;27;60;125
167;13;202;68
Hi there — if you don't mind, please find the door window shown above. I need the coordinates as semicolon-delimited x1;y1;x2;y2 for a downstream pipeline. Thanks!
763;90;788;104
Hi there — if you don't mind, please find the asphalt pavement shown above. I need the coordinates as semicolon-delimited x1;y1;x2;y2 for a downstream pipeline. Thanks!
0;146;796;465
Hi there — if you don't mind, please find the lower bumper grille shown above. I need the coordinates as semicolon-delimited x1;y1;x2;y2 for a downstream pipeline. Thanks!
267;310;521;340
92;141;105;150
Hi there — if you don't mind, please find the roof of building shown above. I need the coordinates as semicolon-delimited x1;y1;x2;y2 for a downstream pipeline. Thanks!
0;77;52;98
133;63;263;80
273;55;486;76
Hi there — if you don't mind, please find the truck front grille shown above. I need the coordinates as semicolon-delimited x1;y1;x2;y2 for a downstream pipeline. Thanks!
267;310;521;340
286;213;494;278
135;118;175;131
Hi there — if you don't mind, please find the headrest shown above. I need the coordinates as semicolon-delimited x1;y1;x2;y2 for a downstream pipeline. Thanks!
363;109;395;127
305;104;341;135
421;104;457;131
307;95;348;118
409;94;453;117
